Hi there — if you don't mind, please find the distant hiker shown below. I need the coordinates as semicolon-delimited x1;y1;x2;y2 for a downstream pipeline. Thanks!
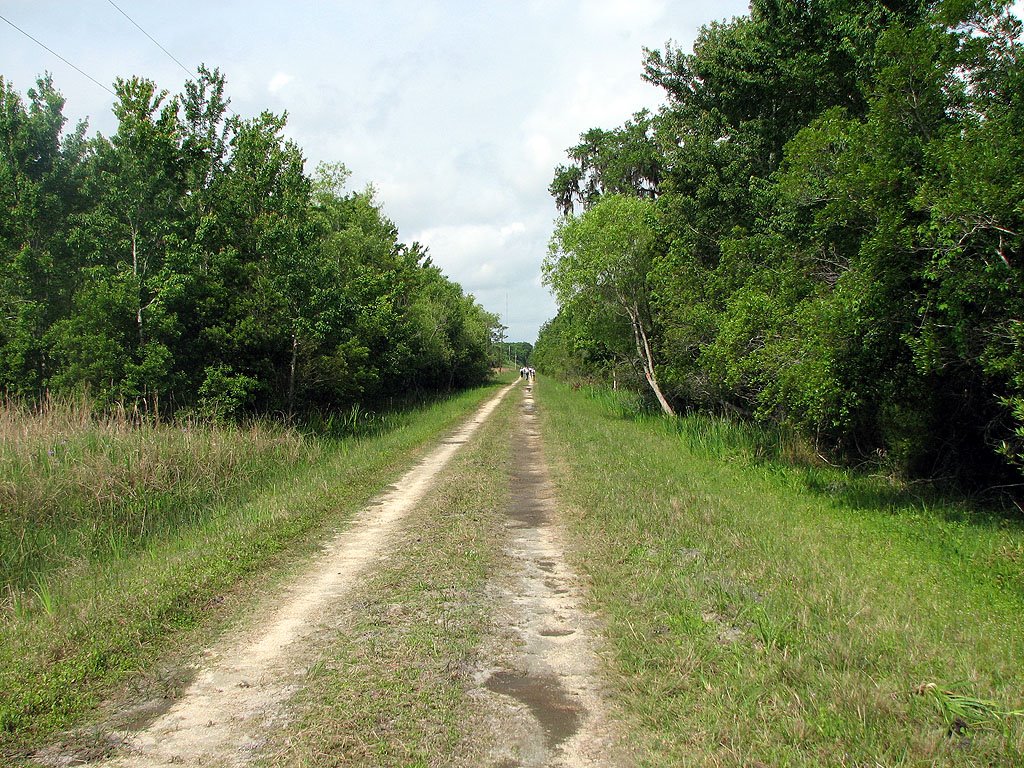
528;367;536;381
520;366;528;379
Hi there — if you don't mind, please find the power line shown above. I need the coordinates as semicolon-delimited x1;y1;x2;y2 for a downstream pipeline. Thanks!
3;5;236;119
0;11;115;96
105;0;194;80
104;0;237;118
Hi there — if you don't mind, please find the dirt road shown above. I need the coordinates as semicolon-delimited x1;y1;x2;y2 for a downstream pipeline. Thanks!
465;379;628;766
71;379;625;767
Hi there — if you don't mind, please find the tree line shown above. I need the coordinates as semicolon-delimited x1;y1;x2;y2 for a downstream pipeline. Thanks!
1;67;500;421
536;0;1024;488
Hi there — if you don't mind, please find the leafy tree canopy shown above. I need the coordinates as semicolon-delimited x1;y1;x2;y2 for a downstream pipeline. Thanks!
536;0;1024;489
0;69;499;421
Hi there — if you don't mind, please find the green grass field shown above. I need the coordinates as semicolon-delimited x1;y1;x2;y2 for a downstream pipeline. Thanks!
536;380;1024;767
7;375;1023;765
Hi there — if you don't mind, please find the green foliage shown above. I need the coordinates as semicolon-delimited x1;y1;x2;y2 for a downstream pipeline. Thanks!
197;364;259;419
549;110;661;215
545;194;675;413
538;1;1024;486
0;69;498;422
495;340;533;368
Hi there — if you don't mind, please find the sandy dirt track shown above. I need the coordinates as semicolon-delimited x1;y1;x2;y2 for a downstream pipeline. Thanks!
91;382;517;767
467;380;630;767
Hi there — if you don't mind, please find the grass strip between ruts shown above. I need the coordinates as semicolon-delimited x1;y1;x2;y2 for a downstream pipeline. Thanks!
260;377;518;767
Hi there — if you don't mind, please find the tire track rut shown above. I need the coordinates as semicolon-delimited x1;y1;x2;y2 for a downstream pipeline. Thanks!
468;381;630;767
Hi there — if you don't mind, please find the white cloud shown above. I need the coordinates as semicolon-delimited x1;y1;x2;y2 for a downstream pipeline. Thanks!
267;72;294;94
414;222;528;271
582;0;668;31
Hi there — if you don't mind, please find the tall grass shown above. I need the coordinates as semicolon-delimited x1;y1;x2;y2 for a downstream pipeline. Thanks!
0;394;312;596
577;384;808;463
577;384;987;514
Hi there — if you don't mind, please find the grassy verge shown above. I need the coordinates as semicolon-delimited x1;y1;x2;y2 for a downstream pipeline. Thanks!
0;380;506;760
0;395;316;592
262;380;518;767
537;380;1024;767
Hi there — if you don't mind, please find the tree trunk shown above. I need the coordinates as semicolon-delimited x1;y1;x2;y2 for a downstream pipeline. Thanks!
625;304;675;416
131;223;144;344
287;332;298;418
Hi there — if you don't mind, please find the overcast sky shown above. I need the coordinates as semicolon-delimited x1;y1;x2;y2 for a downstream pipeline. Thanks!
2;0;903;343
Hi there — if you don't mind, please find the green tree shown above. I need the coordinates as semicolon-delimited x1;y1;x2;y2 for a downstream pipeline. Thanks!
50;77;184;409
549;110;661;216
0;75;88;394
543;0;1024;484
545;194;674;414
2;68;498;422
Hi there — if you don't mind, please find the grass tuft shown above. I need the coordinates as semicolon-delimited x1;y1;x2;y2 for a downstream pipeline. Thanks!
915;682;1024;733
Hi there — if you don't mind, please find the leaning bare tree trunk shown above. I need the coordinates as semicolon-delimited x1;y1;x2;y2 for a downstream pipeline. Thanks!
130;222;144;345
625;304;675;416
287;332;298;419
